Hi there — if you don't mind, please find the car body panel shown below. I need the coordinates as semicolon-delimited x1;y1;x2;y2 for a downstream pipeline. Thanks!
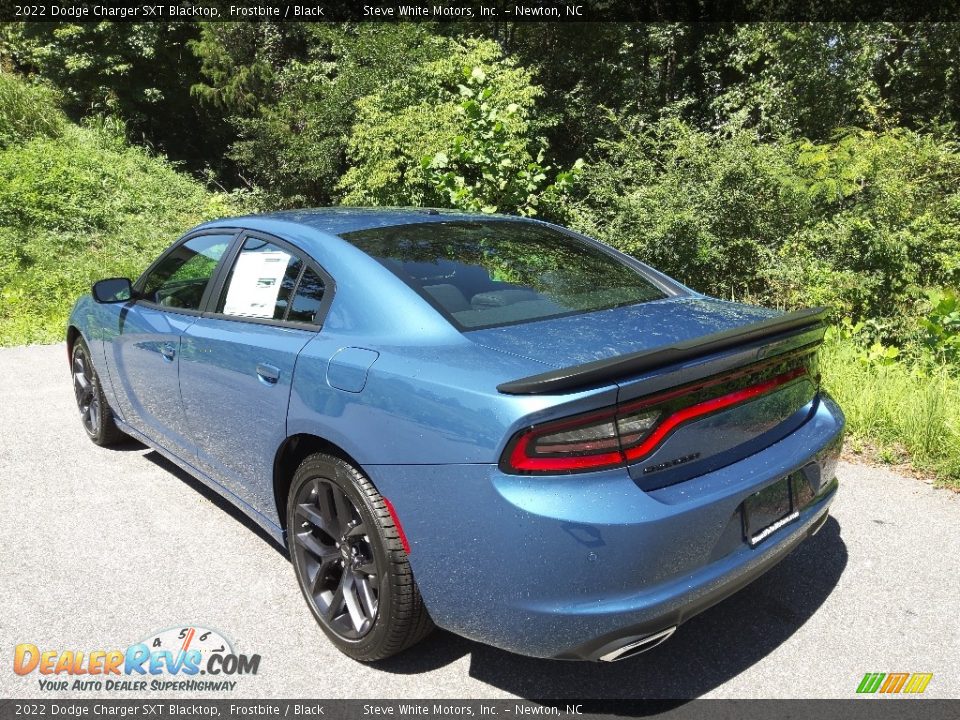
179;316;316;513
467;295;779;368
108;304;197;458
367;395;843;658
67;208;845;660
288;331;612;467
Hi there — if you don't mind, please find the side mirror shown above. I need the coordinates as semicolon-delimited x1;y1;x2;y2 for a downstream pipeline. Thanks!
92;278;133;304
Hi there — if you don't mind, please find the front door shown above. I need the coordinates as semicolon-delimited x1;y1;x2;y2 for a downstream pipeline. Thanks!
110;232;235;458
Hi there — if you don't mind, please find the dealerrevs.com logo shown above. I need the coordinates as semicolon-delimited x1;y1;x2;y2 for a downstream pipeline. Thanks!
13;626;260;692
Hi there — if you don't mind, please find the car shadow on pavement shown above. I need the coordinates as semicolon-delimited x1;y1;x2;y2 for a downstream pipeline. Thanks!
374;517;847;700
102;437;152;452
142;449;289;557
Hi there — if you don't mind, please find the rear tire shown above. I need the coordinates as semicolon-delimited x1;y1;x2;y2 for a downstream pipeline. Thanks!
286;453;433;661
71;338;125;446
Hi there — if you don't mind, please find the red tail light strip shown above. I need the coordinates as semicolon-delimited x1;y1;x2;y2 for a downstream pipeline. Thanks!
616;344;817;414
504;365;809;474
621;366;807;462
508;433;624;472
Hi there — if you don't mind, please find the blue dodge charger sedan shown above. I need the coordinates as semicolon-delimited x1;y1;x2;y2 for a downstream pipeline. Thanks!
68;208;844;662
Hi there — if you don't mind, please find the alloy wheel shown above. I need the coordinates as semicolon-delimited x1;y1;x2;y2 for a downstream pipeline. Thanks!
291;478;380;639
72;349;100;435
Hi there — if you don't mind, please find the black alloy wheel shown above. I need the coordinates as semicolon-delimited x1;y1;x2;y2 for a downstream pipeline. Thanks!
287;453;433;661
73;347;101;436
71;338;124;446
292;476;380;638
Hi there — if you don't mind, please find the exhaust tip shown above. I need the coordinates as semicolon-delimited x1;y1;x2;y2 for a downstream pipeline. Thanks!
598;626;677;662
810;510;830;536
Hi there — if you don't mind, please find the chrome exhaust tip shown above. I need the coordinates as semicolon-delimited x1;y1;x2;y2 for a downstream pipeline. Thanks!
598;626;677;662
810;510;829;536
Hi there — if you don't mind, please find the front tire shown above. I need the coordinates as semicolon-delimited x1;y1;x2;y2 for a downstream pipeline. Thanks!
287;453;433;661
71;338;125;446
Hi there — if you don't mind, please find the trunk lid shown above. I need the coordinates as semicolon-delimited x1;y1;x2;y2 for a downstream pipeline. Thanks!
484;297;826;490
468;296;781;368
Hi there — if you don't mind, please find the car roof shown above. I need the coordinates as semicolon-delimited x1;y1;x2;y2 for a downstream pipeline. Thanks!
190;208;549;342
198;207;532;237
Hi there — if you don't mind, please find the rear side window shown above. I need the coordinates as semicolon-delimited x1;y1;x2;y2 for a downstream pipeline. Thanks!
342;221;667;330
287;268;326;324
215;236;328;326
218;238;302;320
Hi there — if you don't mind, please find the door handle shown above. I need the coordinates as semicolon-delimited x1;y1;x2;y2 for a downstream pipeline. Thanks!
256;363;281;385
160;343;176;362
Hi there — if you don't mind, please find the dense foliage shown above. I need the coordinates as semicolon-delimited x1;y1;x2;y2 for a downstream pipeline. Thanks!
562;120;960;345
0;71;243;344
8;22;232;173
1;21;959;480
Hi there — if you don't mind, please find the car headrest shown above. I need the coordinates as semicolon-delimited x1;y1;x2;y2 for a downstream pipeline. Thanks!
423;283;471;313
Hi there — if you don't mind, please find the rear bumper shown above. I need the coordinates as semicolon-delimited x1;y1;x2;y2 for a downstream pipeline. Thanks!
558;495;834;660
368;393;844;660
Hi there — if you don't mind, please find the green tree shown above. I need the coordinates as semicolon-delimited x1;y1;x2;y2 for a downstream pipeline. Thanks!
10;22;230;173
192;23;439;205
337;37;552;209
422;66;581;216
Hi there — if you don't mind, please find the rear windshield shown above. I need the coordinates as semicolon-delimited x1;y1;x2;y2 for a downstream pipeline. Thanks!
341;220;668;330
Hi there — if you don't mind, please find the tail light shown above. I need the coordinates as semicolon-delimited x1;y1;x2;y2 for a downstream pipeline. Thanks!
500;363;809;475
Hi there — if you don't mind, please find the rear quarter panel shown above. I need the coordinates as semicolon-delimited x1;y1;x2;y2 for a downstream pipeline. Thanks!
288;335;620;466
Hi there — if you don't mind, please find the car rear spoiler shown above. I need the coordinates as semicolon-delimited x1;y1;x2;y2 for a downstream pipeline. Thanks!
496;306;829;395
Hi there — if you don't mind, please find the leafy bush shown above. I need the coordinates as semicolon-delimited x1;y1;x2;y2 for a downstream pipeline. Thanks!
561;118;960;346
920;288;960;365
0;110;244;345
422;66;582;216
337;37;551;210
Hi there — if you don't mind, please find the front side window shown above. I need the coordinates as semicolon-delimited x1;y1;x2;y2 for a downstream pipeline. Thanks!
342;221;668;330
218;237;303;320
140;234;233;311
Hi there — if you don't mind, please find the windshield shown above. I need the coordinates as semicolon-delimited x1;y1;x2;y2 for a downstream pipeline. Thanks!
341;220;669;330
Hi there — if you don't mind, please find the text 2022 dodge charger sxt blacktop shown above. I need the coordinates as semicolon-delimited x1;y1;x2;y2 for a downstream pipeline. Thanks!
68;209;844;662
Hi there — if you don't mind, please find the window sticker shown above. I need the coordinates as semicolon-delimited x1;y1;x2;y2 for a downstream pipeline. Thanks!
222;250;293;318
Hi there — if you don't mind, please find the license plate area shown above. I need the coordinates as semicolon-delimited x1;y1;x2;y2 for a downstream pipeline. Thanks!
742;475;800;547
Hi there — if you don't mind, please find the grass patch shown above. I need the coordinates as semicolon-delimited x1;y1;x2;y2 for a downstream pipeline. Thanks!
821;337;960;487
0;72;246;345
0;71;65;148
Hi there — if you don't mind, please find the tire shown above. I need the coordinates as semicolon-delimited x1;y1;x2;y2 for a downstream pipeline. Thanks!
286;453;433;661
71;337;126;446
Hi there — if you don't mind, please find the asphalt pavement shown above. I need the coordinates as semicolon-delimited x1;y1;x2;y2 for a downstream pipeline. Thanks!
1;343;958;699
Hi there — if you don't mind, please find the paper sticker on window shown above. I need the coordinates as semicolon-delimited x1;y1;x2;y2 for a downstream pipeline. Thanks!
223;250;292;318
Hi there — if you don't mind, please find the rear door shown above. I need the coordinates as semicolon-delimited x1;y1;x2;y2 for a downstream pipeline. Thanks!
179;232;332;515
110;231;237;457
